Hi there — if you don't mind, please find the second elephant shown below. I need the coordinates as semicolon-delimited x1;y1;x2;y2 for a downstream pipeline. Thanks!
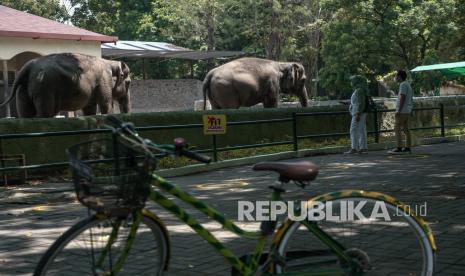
203;58;308;109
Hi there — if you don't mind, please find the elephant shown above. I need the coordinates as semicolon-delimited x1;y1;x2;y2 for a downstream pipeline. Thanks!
202;57;308;109
0;53;131;118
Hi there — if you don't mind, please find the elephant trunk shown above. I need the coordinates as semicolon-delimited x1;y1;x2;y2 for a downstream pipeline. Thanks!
118;92;131;113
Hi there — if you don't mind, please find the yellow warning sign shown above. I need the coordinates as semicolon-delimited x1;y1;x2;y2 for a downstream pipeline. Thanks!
203;115;227;135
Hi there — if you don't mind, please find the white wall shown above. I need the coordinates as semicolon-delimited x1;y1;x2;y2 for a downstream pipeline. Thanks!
0;37;101;60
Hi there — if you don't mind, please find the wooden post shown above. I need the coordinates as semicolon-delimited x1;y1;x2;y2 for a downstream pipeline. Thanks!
190;61;194;79
440;104;445;137
292;112;298;151
143;58;147;80
2;60;10;118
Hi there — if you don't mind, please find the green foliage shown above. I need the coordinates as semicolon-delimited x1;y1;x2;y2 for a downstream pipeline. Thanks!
6;0;465;97
319;0;459;97
69;0;159;40
0;0;68;21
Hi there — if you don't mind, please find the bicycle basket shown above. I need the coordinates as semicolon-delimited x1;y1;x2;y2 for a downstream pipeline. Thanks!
66;138;152;213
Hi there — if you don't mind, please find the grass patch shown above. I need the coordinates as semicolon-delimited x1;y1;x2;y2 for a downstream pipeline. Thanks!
156;125;465;170
19;125;465;178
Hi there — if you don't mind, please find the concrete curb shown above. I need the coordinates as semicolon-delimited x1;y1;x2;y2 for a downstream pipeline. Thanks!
156;134;465;178
157;151;297;178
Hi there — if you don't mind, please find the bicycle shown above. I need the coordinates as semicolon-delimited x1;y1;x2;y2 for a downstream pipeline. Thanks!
34;116;437;276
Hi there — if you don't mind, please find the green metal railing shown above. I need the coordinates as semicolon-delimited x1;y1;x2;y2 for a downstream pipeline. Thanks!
0;104;459;174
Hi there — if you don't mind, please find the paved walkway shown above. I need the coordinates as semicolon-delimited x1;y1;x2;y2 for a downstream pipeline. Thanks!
1;142;465;275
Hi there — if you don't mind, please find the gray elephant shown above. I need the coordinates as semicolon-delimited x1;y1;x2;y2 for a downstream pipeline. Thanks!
202;58;308;109
0;53;131;118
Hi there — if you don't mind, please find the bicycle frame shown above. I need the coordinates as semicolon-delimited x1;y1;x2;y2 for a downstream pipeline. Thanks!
96;174;438;276
149;174;269;275
147;174;361;276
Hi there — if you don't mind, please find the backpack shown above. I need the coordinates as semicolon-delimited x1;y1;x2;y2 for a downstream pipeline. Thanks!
363;95;376;113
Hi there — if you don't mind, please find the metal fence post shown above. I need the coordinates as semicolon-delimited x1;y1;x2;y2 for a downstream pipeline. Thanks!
0;137;4;184
373;110;379;143
212;134;218;162
292;112;298;152
440;104;445;137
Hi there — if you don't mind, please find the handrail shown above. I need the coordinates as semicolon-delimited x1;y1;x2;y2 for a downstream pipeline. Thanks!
0;106;450;174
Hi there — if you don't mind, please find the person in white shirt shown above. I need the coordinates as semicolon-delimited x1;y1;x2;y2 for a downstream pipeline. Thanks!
345;75;368;154
389;70;413;154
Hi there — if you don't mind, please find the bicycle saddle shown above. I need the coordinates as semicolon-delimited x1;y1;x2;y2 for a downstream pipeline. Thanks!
252;161;319;182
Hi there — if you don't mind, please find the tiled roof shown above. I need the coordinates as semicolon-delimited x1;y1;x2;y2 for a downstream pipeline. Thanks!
0;5;117;43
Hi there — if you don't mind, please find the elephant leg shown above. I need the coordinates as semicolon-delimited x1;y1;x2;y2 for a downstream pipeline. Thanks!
35;104;58;117
82;96;97;116
16;86;36;118
298;86;309;107
98;101;113;114
33;94;59;118
263;97;278;108
82;103;97;116
210;101;222;109
95;88;113;114
209;81;242;109
117;95;131;113
207;92;222;109
209;96;224;109
212;91;241;109
263;80;279;108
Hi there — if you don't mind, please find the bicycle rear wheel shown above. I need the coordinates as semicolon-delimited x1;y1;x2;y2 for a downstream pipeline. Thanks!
34;212;168;276
275;197;435;276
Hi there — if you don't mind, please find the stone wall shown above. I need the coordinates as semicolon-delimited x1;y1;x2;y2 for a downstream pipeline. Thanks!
130;79;203;113
128;78;350;113
440;83;465;96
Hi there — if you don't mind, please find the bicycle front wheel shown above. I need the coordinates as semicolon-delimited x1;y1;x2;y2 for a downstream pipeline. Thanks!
34;212;168;276
275;196;435;276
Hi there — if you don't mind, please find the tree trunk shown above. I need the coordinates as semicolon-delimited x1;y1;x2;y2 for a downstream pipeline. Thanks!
266;0;281;60
205;0;215;70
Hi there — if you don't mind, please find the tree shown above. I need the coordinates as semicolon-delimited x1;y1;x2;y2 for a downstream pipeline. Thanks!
319;0;458;97
0;0;68;22
45;0;462;95
69;0;159;40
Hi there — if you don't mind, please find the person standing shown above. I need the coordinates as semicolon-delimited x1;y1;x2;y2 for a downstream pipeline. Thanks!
389;70;414;154
345;75;368;154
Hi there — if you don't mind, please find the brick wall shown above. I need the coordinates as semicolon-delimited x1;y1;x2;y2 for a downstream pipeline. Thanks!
440;83;465;96
129;79;203;113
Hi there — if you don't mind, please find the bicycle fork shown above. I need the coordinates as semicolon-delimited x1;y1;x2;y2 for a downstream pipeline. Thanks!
91;211;143;276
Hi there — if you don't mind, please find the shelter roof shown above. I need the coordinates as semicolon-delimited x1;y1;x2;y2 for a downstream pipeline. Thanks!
0;5;117;43
102;40;244;60
411;61;465;76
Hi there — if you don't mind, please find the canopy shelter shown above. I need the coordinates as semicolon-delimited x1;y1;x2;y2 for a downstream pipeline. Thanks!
102;40;245;60
411;61;465;76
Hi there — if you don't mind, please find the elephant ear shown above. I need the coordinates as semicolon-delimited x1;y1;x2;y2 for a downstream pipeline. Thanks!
108;62;122;86
109;61;131;88
121;62;130;77
283;65;295;84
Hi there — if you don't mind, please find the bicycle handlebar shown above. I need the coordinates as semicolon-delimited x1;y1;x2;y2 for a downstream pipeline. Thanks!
106;116;137;135
106;115;124;128
105;116;211;164
178;148;212;164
